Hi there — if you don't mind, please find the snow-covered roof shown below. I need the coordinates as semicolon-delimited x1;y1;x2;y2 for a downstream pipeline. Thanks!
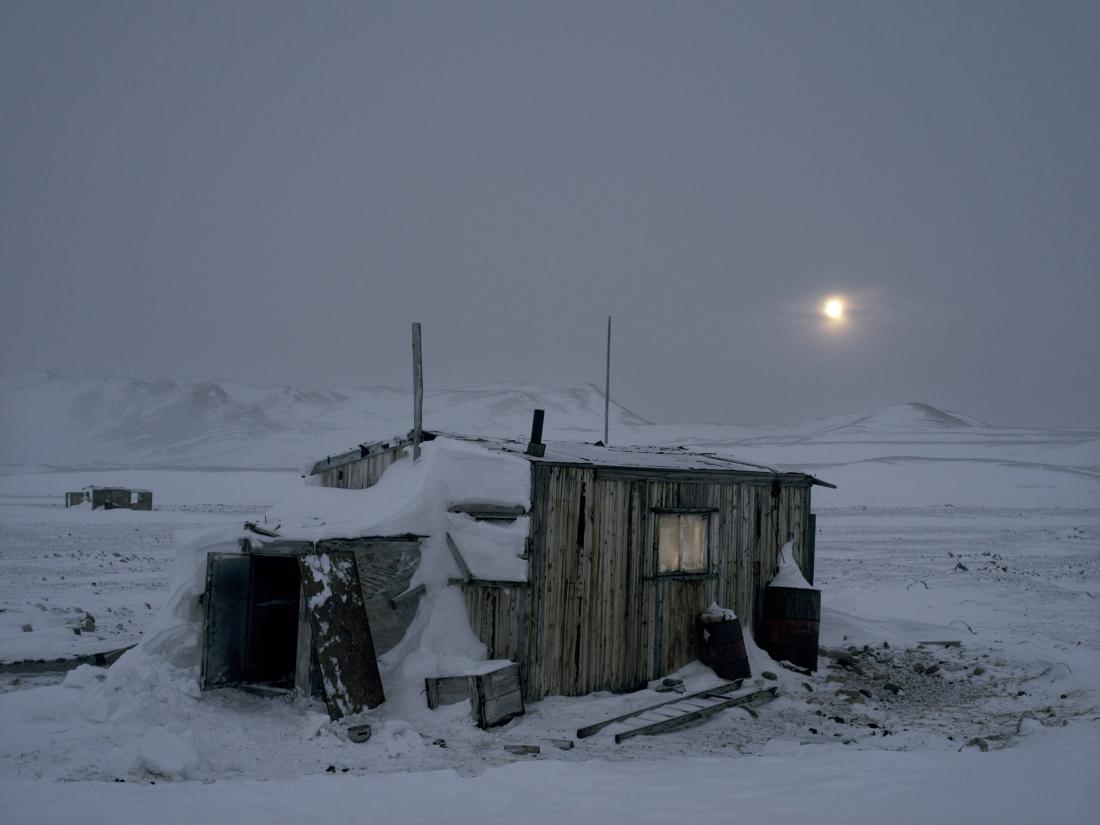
82;485;152;493
311;430;830;484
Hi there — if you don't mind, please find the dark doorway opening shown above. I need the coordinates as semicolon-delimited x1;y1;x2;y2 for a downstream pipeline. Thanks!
246;554;300;688
201;546;321;697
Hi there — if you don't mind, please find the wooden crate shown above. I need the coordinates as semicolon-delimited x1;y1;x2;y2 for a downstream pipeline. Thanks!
425;663;525;729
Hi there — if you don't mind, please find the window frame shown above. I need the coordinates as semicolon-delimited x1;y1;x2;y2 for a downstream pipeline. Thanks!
653;508;715;578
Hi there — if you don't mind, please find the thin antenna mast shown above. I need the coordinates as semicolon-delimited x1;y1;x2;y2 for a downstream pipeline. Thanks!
604;315;611;446
412;321;423;461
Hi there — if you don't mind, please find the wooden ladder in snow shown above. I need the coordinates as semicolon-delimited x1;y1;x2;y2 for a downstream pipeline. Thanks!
577;682;778;744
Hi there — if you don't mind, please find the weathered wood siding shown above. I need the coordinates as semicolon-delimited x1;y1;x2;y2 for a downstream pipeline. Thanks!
524;463;813;701
315;445;408;489
462;582;530;664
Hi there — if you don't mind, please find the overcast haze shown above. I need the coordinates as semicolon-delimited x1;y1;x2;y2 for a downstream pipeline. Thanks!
2;1;1097;427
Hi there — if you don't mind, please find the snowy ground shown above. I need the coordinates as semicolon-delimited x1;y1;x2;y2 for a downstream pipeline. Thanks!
2;460;1098;821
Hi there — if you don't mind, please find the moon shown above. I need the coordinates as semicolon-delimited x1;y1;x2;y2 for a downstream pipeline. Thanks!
823;298;844;321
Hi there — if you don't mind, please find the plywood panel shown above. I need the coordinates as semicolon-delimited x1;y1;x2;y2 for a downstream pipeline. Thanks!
297;548;385;719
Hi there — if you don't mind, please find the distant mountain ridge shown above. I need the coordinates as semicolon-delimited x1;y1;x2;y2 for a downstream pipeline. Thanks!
1;370;1093;471
0;370;647;468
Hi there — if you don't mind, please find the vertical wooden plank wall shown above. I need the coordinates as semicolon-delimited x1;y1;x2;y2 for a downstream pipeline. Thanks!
461;583;530;664
317;446;408;489
524;464;814;701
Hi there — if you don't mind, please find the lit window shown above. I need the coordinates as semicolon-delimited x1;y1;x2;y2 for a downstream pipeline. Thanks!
657;512;708;574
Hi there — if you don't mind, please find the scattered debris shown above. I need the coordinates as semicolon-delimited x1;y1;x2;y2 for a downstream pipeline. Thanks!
346;724;373;744
244;522;281;538
503;744;540;756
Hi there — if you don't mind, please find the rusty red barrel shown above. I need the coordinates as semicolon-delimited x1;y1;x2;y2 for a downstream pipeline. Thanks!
761;586;821;671
698;617;752;680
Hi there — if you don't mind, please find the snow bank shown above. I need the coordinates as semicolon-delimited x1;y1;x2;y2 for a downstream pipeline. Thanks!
445;513;528;582
70;439;528;727
6;721;1097;824
0;438;532;777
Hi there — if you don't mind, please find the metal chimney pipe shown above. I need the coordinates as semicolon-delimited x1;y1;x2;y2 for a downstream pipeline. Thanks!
526;409;546;457
412;322;423;461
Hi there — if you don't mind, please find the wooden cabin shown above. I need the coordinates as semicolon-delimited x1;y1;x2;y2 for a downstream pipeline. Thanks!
307;430;832;703
65;486;153;510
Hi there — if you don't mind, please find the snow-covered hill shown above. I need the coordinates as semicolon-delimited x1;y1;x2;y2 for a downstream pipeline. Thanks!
2;370;1098;507
0;371;647;469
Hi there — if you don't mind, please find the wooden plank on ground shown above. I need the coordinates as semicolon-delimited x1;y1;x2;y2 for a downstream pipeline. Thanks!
576;679;743;739
297;547;385;719
613;686;778;744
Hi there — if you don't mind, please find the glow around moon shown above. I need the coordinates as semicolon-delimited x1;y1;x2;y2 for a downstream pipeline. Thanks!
823;298;845;321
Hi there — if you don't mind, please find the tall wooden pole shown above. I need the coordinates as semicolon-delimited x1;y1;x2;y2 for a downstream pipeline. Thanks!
604;315;611;447
412;322;423;461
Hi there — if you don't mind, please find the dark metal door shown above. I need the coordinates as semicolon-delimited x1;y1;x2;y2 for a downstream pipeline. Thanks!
200;553;251;689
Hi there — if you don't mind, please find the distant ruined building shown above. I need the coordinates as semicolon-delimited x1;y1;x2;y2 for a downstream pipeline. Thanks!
65;486;152;511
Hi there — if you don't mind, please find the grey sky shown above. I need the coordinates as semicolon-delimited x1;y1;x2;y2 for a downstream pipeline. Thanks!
2;1;1097;426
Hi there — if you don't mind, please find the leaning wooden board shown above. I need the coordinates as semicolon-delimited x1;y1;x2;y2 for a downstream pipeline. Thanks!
297;547;385;719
